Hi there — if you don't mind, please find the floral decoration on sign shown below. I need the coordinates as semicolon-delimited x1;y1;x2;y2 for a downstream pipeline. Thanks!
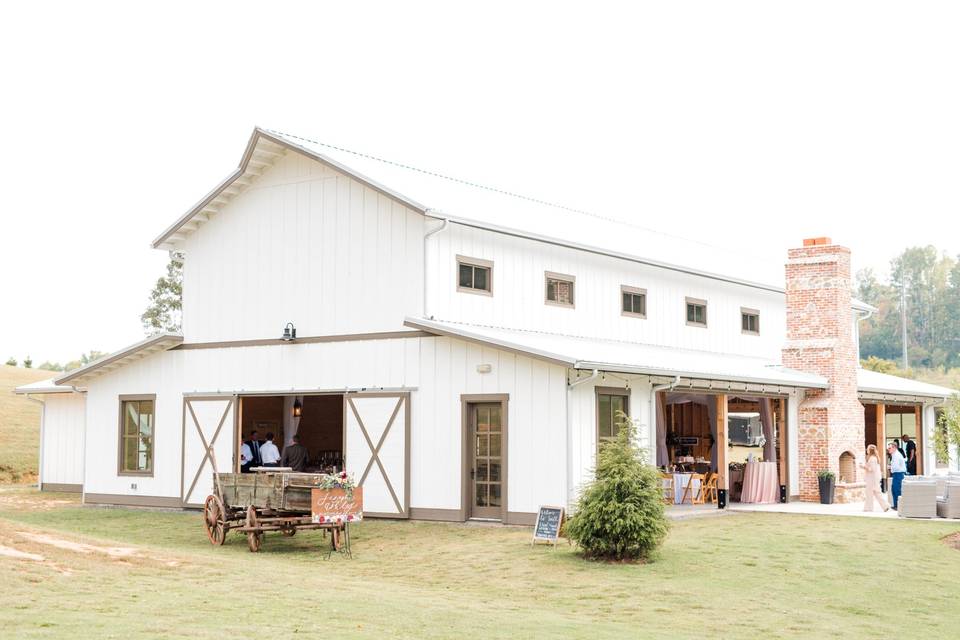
318;470;356;498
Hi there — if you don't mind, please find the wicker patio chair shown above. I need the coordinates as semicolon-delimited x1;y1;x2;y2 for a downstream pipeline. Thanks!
898;478;937;518
936;482;960;519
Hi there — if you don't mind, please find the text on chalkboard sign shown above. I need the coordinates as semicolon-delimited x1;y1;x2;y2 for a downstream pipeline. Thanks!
532;505;564;545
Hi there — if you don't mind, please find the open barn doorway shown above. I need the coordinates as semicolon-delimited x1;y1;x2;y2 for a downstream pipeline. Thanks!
237;394;345;473
661;393;787;507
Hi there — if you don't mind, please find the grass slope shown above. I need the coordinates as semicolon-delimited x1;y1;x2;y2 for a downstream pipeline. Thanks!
1;488;959;639
0;366;58;483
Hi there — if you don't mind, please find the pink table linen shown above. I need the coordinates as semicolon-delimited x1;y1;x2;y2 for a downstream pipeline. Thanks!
740;461;779;504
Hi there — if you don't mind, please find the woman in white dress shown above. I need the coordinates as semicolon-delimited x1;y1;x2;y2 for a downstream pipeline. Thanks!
861;444;890;512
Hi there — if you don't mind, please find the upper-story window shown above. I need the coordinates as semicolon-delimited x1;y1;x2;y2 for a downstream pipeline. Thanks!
545;271;575;307
741;308;760;335
686;297;707;327
457;256;493;296
621;286;647;318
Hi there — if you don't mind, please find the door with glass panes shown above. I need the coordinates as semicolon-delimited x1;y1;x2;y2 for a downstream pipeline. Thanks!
469;402;506;520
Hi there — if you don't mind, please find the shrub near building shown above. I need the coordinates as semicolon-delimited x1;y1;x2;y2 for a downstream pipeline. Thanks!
566;413;669;561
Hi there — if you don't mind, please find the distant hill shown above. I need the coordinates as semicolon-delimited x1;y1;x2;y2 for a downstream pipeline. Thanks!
0;365;58;483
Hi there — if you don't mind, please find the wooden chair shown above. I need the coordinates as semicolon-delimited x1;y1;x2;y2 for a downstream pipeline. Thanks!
680;473;706;505
660;473;675;505
700;472;718;505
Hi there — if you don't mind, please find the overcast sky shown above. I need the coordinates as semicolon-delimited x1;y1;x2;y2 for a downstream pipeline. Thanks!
3;2;959;364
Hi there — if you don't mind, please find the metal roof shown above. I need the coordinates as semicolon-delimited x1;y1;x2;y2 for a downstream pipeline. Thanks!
405;317;830;389
153;127;878;308
13;378;77;395
54;333;183;386
856;368;956;400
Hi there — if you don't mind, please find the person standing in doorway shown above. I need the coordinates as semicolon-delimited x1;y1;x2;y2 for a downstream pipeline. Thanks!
861;444;889;512
280;434;310;472
260;432;281;467
245;430;263;469
887;442;907;510
902;435;917;475
240;440;254;473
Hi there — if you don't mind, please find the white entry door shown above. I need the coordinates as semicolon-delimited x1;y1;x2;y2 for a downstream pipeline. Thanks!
344;393;409;518
181;396;236;507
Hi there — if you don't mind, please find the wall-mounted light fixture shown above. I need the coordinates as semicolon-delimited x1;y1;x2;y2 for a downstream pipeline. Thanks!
281;322;297;341
476;364;493;374
293;397;302;418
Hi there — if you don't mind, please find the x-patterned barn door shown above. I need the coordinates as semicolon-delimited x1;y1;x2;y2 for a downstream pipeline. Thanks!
181;396;236;507
344;393;410;518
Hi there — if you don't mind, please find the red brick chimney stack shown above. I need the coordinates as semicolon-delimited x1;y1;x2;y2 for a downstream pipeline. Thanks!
782;237;865;502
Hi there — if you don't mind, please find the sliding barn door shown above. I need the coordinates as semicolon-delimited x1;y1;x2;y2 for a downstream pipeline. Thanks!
344;393;410;518
181;396;236;507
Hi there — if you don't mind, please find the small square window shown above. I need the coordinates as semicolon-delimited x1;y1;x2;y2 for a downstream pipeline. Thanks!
686;298;707;327
456;256;493;295
545;272;575;307
741;308;760;335
621;286;647;318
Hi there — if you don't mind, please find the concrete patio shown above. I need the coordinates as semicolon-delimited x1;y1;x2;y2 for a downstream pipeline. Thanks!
667;500;960;522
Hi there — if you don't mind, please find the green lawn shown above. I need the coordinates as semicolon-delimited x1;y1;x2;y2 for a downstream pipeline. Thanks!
1;488;958;639
0;365;57;483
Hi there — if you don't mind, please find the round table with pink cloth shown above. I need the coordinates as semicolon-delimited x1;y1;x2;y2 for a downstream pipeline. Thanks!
740;461;779;504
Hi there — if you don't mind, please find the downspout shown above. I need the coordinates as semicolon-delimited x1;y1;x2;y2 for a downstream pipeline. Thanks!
422;214;449;320
25;395;45;490
650;376;681;467
566;369;600;507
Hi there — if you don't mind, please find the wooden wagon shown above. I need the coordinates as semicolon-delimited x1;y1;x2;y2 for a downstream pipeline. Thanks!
202;470;361;554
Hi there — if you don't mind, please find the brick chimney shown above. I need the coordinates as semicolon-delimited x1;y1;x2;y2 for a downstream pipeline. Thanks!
782;238;865;502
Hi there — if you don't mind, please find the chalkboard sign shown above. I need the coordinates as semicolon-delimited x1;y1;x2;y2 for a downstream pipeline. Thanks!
532;505;564;546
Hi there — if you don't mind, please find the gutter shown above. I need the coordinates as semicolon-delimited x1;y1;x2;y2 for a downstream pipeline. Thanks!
565;369;600;507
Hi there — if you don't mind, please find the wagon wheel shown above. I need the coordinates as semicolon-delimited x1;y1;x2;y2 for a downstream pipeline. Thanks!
203;494;227;546
246;506;263;553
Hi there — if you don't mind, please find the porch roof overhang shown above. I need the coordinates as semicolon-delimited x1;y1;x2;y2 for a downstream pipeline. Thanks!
856;368;956;404
404;317;828;390
13;378;78;395
53;333;183;387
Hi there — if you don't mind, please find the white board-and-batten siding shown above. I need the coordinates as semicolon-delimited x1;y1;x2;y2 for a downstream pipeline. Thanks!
39;393;85;490
78;335;569;516
181;150;425;344
429;223;787;360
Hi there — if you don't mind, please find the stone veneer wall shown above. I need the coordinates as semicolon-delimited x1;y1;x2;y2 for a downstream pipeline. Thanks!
781;240;865;502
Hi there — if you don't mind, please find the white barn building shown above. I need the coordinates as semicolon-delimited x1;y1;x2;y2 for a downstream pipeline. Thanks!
16;128;956;521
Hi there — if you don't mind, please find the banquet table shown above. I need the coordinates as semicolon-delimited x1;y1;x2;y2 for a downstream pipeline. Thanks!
740;461;779;504
670;473;702;504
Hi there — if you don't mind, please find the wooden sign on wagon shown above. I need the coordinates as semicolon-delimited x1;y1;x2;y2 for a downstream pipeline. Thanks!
311;487;364;524
531;505;564;547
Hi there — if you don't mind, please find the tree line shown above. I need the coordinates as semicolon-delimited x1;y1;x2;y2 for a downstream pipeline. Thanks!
856;246;960;371
5;351;107;372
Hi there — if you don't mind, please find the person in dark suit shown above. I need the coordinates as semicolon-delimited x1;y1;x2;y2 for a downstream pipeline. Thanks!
903;435;917;475
243;430;263;472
